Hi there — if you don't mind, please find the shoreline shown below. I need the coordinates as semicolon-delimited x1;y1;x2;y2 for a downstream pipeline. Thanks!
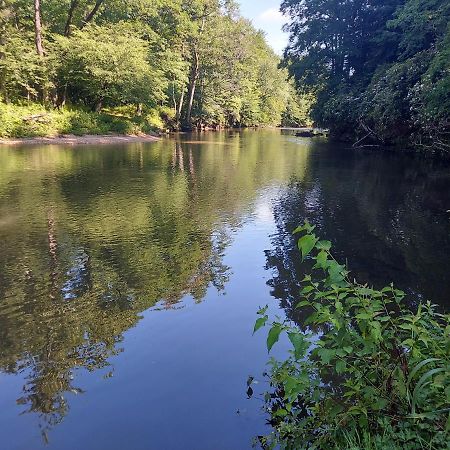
0;133;161;146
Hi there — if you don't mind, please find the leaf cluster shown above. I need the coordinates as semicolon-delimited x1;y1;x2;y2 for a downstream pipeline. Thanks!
254;222;450;449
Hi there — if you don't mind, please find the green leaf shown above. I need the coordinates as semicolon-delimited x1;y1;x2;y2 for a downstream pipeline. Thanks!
336;360;346;374
316;240;332;251
293;225;305;234
373;398;389;411
298;234;318;261
273;408;287;417
253;315;268;334
267;325;282;353
288;332;307;359
293;221;316;235
301;285;315;294
295;300;311;309
316;348;335;364
412;367;446;414
408;358;441;385
257;305;268;315
314;250;328;269
356;312;372;320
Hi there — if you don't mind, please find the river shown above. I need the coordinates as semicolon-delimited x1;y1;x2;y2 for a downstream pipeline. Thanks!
0;130;449;449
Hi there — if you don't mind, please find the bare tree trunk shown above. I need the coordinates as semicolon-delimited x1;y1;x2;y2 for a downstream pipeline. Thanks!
64;0;79;36
177;89;185;124
183;12;207;130
81;0;105;28
34;0;45;56
184;49;199;129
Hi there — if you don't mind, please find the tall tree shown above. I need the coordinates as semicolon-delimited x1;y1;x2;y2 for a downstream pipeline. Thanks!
64;0;79;36
34;0;45;56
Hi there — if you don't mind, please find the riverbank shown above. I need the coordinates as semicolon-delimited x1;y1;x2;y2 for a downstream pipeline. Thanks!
0;103;167;141
0;134;161;146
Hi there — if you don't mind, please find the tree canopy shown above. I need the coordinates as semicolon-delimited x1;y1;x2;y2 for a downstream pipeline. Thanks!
0;0;309;131
282;0;450;151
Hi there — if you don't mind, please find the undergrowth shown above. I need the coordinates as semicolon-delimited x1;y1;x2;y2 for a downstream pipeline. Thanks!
0;102;166;138
253;221;450;449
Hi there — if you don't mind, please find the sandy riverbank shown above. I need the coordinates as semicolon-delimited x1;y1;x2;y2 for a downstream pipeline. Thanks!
0;134;161;146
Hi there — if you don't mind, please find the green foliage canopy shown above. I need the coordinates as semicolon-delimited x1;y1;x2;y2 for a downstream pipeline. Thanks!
0;0;309;131
282;0;450;151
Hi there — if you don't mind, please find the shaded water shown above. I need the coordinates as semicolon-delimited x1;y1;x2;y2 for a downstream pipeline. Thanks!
0;130;449;449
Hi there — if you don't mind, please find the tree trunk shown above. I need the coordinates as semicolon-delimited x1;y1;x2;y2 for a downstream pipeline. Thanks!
171;80;178;117
95;98;103;112
64;0;80;36
34;0;45;56
182;12;207;130
81;0;105;28
0;0;6;45
184;49;199;130
177;89;185;125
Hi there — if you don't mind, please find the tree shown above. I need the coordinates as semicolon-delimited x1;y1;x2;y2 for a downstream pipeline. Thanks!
54;24;167;110
34;0;45;56
0;0;300;131
282;0;450;150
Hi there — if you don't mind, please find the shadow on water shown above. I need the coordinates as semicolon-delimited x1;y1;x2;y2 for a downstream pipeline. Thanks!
266;139;450;322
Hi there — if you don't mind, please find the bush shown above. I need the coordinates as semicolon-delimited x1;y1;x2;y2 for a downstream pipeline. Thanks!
0;103;164;138
253;222;450;449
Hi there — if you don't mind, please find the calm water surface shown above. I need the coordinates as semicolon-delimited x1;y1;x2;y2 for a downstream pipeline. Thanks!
0;130;449;449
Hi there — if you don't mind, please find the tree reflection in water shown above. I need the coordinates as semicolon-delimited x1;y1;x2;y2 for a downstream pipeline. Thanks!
0;130;311;437
266;146;450;326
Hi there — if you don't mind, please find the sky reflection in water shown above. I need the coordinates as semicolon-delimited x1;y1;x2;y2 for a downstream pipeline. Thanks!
0;130;449;449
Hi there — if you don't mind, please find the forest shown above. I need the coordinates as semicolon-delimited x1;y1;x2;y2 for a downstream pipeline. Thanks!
282;0;450;151
0;0;309;137
1;0;448;152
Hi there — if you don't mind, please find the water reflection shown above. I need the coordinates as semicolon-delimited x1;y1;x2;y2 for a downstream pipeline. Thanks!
266;142;450;321
1;131;449;446
0;130;310;438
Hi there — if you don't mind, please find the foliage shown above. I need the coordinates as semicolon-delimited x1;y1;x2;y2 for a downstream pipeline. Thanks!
0;103;160;137
53;24;167;110
0;0;308;135
282;0;450;152
0;29;51;102
281;85;314;128
254;222;450;449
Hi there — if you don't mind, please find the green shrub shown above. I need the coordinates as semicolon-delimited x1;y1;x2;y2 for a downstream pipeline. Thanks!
254;221;449;449
0;103;164;138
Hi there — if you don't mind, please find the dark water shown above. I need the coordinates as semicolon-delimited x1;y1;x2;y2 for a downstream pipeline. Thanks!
0;130;449;449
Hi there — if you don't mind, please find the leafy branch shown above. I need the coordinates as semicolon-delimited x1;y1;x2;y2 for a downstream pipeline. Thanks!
253;221;450;449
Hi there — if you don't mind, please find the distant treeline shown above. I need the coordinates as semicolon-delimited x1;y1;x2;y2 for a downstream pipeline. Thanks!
0;0;310;133
282;0;450;152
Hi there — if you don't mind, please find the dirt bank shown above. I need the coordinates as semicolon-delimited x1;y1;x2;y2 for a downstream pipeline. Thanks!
0;134;161;146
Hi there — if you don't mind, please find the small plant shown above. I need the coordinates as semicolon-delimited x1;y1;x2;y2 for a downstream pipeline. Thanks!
254;221;450;449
